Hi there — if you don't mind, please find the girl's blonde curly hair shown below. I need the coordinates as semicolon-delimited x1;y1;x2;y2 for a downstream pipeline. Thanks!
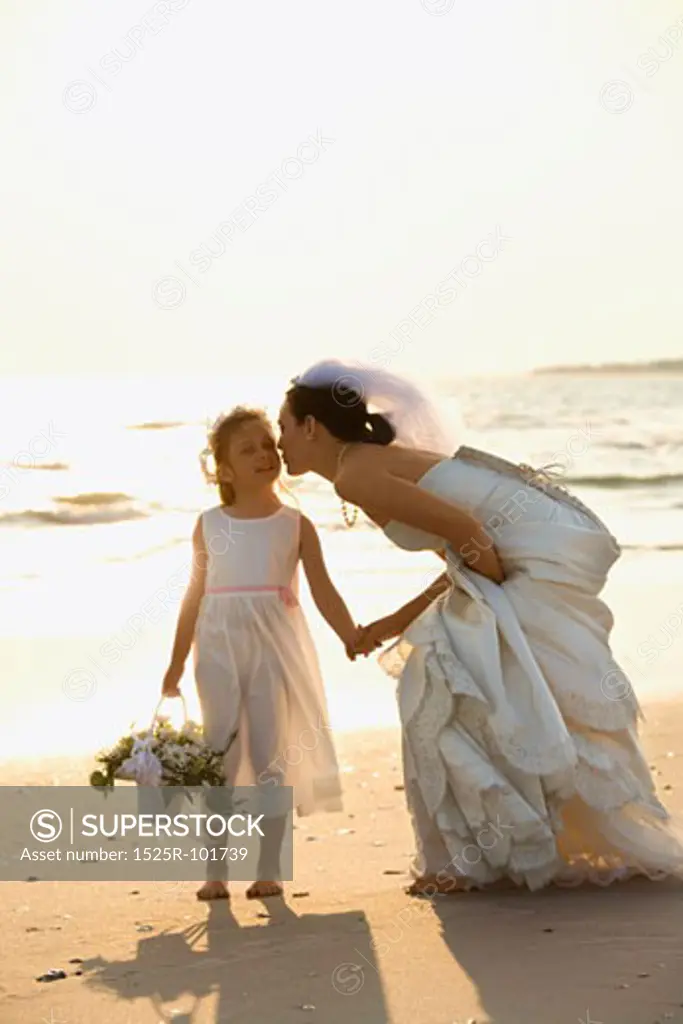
199;406;273;506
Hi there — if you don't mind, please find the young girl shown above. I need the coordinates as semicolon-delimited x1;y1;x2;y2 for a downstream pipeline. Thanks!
161;406;358;901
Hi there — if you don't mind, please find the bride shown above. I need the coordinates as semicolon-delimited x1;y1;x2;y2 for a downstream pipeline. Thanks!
277;358;683;893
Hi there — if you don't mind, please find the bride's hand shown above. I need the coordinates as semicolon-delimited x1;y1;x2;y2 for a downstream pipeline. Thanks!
353;616;402;657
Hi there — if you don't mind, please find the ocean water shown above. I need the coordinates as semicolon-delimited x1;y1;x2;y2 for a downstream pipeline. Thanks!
1;371;682;761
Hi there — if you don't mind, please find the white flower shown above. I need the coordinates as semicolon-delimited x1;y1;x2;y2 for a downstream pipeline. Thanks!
162;742;185;762
180;721;202;741
92;718;226;790
116;748;163;786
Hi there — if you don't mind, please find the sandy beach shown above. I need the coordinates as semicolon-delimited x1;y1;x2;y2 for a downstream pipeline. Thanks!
1;383;682;1023
4;0;683;1010
2;699;683;1024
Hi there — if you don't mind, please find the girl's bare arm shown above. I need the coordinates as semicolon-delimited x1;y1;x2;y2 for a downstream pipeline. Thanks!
299;515;358;651
162;518;208;694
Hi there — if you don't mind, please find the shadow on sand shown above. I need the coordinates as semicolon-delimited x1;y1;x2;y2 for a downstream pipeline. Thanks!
428;877;683;1024
81;896;389;1023
81;878;683;1022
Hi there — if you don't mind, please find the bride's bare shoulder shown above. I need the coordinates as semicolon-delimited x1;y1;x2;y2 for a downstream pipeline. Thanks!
336;444;443;490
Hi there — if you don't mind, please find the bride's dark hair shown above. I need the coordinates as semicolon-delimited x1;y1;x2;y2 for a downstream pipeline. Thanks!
285;380;396;446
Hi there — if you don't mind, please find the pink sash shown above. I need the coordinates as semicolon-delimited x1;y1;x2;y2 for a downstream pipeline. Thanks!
205;585;298;608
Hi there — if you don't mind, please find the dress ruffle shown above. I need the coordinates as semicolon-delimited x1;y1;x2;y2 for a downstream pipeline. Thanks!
380;448;683;890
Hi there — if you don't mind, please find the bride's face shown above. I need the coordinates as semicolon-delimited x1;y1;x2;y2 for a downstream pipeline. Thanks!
277;401;311;476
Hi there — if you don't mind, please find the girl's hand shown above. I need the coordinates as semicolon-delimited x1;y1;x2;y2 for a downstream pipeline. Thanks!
343;624;365;661
161;663;183;697
354;615;403;657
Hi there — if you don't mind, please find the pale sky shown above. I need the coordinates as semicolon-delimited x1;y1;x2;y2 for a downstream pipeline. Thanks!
2;0;683;378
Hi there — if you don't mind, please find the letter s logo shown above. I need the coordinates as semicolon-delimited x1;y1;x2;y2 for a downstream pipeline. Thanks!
30;809;63;843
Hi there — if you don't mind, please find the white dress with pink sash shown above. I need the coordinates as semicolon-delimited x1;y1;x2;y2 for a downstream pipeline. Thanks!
194;504;342;816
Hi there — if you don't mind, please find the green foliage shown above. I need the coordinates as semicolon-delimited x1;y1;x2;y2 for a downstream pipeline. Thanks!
89;717;236;788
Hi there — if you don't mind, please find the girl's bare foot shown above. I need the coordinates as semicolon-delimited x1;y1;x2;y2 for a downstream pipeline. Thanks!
196;881;230;901
246;880;283;900
406;875;470;896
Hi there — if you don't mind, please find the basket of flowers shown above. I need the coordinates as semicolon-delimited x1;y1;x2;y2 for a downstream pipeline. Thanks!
89;697;237;789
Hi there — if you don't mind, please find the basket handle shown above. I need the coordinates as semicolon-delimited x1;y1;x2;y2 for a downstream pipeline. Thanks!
148;694;188;735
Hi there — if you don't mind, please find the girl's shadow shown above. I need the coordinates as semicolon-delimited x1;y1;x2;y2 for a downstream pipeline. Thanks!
80;901;240;1022
80;897;387;1023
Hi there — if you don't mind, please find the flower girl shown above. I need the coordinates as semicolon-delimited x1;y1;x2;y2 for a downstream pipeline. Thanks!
161;407;357;900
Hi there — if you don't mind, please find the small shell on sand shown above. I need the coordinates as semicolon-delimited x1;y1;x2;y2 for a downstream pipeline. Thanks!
36;968;67;983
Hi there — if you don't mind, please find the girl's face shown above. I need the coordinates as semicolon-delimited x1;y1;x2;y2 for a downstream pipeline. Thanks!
222;420;281;492
277;401;312;476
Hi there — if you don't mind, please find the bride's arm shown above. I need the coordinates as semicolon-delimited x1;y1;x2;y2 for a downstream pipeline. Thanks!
336;467;504;583
354;571;451;655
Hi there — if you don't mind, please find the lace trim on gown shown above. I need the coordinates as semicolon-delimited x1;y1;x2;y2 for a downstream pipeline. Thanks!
383;450;683;888
401;637;683;890
455;444;619;543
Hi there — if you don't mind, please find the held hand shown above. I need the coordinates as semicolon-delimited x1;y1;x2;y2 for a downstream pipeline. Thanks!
353;615;402;657
344;624;364;661
161;664;183;697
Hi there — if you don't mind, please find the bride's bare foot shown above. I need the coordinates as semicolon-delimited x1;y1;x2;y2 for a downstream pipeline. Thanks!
406;875;470;896
196;881;230;901
246;880;283;900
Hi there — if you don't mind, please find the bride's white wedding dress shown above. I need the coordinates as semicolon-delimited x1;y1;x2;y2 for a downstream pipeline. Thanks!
380;446;683;890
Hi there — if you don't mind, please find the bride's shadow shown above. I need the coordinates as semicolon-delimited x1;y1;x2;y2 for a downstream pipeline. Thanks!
80;896;388;1023
427;877;683;1024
